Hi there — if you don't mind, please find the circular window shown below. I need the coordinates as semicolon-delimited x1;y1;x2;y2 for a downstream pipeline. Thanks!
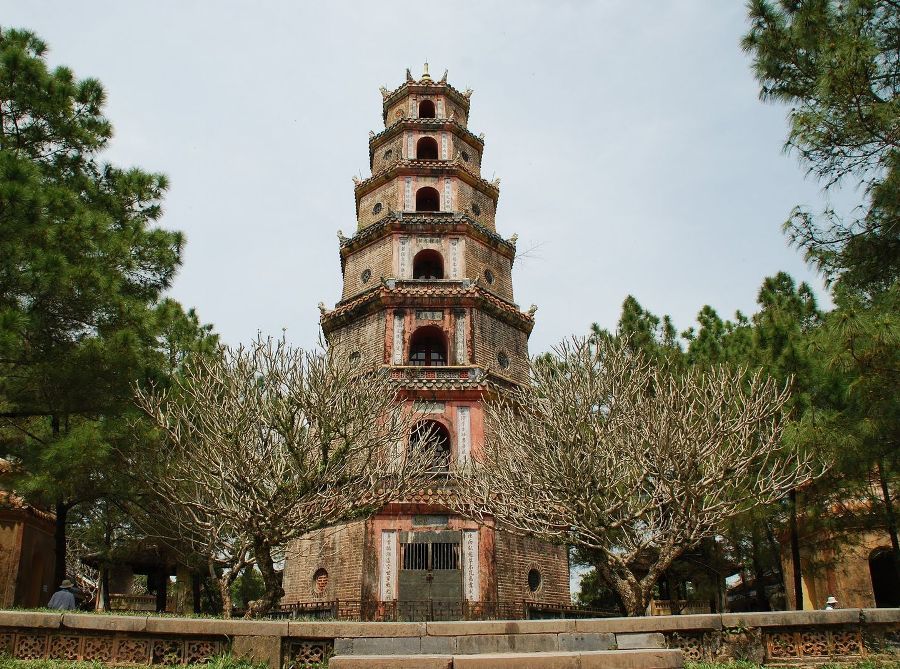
383;148;393;160
471;203;481;216
372;202;383;215
361;269;372;283
313;568;329;594
497;351;510;369
484;269;495;285
461;151;470;163
349;351;361;367
528;569;541;593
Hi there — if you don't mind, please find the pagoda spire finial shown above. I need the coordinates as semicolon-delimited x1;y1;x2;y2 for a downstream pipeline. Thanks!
421;61;431;82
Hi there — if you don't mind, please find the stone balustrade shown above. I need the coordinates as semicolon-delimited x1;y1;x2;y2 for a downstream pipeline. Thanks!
0;608;895;668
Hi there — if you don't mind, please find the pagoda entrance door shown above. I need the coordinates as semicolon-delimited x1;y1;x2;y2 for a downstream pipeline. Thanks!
398;530;462;620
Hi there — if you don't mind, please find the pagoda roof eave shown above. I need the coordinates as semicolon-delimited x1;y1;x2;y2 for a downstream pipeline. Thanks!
338;213;516;267
320;282;534;336
369;118;484;163
381;81;472;123
353;160;500;210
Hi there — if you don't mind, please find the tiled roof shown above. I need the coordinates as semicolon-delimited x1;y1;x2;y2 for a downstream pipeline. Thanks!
322;281;533;330
369;118;483;153
341;213;513;255
353;158;499;200
381;80;471;115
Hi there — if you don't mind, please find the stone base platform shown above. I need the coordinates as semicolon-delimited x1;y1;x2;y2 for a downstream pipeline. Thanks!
329;631;678;669
329;649;682;669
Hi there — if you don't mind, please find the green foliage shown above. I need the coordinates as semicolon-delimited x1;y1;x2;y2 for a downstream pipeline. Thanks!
743;0;899;293
0;27;217;586
230;567;265;610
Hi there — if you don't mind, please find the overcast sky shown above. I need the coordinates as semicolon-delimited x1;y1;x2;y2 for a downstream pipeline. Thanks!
7;1;837;355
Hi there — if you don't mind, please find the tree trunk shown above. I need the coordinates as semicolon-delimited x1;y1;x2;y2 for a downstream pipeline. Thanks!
876;458;900;579
53;500;68;589
789;488;804;610
100;567;111;611
155;565;168;613
750;523;771;611
210;558;234;619
594;559;652;617
246;541;284;618
192;573;202;614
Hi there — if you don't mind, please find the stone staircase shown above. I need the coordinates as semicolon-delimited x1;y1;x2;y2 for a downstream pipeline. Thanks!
328;622;681;669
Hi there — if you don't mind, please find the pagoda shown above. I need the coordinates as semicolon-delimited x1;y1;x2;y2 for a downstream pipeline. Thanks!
281;66;570;619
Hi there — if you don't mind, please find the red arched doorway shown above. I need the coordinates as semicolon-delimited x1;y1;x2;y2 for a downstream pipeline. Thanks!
410;419;451;472
418;99;436;118
413;250;444;279
416;137;439;160
415;187;440;212
408;325;447;366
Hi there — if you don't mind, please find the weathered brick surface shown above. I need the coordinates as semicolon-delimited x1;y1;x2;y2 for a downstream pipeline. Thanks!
465;238;514;301
357;181;400;230
341;236;393;300
326;311;386;371
371;135;404;173
282;520;367;604
451;135;482;173
494;530;570;606
455;181;497;232
473;310;529;384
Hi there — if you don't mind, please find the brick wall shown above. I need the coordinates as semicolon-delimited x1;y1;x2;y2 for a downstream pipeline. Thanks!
455;181;497;232
473;310;530;384
384;93;469;128
465;239;514;301
371;134;403;173
357;181;399;230
494;530;571;606
451;135;482;173
341;236;393;300
282;520;367;604
326;311;386;370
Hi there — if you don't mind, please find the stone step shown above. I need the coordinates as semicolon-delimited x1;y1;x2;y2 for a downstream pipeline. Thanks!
334;632;665;656
329;648;683;669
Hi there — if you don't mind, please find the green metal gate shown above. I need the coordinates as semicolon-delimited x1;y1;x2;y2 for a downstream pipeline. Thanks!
398;530;462;620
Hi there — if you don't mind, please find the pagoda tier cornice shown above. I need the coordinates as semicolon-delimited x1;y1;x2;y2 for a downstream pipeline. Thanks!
354;159;500;210
369;118;483;163
320;280;534;336
340;212;515;266
381;81;471;123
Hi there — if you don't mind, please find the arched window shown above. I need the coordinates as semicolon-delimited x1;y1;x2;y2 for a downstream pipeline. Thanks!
410;420;451;472
870;548;900;607
409;325;447;367
413;249;444;279
416;136;439;160
418;99;436;118
415;187;440;212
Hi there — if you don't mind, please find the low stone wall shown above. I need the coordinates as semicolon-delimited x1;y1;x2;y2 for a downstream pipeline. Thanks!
0;609;896;667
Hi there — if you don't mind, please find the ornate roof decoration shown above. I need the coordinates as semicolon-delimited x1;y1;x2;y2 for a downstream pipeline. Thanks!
380;71;472;123
340;212;515;258
369;117;484;152
321;280;534;335
353;158;500;205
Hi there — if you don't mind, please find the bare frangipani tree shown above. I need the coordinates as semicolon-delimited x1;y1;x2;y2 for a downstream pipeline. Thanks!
135;336;436;617
457;337;821;616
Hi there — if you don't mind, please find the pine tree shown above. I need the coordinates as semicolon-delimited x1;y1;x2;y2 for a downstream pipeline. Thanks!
0;28;198;587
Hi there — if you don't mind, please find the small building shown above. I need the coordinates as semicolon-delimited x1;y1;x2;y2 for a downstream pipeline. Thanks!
0;490;55;608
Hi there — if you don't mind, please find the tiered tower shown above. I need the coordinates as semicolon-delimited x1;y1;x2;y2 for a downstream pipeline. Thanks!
282;66;570;618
